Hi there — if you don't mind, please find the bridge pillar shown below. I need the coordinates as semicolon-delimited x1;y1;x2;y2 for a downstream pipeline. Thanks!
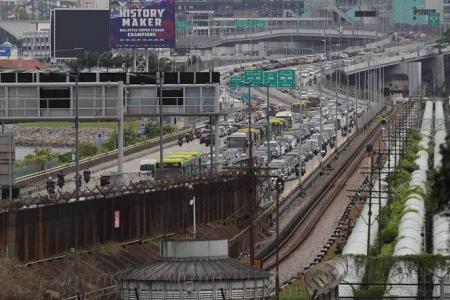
431;55;445;93
389;62;422;97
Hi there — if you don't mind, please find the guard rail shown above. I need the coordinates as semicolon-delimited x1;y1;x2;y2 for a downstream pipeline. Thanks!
16;127;201;187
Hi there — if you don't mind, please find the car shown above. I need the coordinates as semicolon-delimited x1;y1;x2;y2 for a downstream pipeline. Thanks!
205;134;216;146
199;129;210;144
269;159;290;180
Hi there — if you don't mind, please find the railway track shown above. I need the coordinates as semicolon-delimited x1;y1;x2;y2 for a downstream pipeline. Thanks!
258;106;398;271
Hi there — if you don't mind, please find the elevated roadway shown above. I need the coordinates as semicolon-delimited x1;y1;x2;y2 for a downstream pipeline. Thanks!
177;28;380;49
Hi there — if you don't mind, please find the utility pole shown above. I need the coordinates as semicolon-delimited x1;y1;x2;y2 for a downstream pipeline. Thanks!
275;182;281;300
246;81;255;267
378;134;383;253
346;75;349;146
266;85;271;163
298;104;303;188
74;72;80;201
319;96;323;172
366;143;374;257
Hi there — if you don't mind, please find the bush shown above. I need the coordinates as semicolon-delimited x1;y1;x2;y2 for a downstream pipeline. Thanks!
80;143;98;158
58;152;72;164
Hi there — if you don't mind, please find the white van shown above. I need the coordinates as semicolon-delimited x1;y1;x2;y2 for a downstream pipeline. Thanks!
139;159;156;177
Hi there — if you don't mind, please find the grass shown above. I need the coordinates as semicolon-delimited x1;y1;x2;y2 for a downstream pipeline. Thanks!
280;277;310;300
281;289;310;300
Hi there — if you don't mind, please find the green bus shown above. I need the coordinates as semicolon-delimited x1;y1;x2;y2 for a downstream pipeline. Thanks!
155;151;202;179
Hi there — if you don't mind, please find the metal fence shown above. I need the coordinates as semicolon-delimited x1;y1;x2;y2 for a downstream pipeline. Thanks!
16;158;59;178
0;171;255;261
338;282;450;299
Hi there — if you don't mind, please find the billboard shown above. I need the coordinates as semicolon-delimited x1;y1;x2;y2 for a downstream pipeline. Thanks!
51;9;109;58
110;0;175;49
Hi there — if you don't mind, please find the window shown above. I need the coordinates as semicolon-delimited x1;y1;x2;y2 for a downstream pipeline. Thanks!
40;87;70;109
160;88;183;106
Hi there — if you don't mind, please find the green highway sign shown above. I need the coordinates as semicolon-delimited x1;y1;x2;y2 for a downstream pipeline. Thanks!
264;71;278;87
176;21;193;31
235;19;267;29
228;76;245;89
254;20;267;29
428;12;440;27
235;19;249;29
277;69;297;88
244;70;264;87
231;69;297;88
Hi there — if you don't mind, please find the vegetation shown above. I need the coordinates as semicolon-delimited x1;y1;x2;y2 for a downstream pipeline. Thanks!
355;128;423;297
16;148;59;171
19;121;122;129
15;122;176;170
66;50;173;72
0;258;40;299
280;289;310;300
431;136;450;211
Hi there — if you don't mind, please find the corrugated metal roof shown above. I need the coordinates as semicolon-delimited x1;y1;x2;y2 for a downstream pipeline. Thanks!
0;59;46;70
0;21;49;39
124;257;271;281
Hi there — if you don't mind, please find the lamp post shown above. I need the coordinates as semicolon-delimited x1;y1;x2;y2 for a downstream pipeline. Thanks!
189;196;197;238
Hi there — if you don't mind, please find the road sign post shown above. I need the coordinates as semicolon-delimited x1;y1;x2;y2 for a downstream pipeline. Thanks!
264;71;278;87
139;123;146;135
96;132;104;145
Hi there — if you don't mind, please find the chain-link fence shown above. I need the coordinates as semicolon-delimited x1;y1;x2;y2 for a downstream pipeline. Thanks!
339;282;450;299
16;158;59;178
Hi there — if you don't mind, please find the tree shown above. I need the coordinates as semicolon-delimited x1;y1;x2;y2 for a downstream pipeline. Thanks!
434;29;450;53
431;136;450;211
98;52;114;71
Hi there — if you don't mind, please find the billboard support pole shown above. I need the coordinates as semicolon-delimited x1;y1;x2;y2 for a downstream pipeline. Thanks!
75;72;80;202
118;81;124;174
159;73;164;164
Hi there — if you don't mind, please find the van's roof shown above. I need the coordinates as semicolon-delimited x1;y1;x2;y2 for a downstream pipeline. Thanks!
140;159;156;164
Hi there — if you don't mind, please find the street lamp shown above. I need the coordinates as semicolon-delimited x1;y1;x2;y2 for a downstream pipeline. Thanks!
189;196;196;239
186;183;196;239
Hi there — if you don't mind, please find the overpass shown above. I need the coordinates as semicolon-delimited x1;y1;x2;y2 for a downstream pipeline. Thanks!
177;27;381;56
340;43;450;97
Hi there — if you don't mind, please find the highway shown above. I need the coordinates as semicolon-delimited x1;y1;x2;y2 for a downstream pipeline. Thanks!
20;36;407;197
